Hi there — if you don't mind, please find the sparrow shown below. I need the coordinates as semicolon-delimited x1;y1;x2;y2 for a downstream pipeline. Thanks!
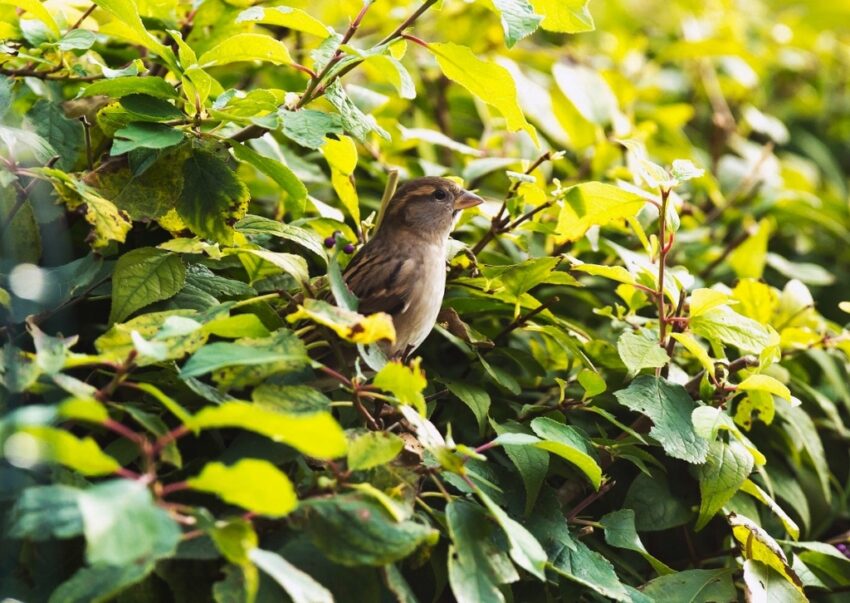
343;177;483;359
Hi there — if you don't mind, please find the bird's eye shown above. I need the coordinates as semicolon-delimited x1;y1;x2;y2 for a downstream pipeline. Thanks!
433;189;447;200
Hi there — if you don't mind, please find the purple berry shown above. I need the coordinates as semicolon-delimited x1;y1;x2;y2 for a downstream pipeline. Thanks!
837;543;850;558
343;243;355;254
323;236;335;248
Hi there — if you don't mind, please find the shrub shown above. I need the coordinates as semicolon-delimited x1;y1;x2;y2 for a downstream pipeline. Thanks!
1;0;849;601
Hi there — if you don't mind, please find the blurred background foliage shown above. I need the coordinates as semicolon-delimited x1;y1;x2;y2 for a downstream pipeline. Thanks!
1;0;850;601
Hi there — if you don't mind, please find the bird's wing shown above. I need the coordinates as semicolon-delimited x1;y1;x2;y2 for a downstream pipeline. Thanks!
344;244;417;317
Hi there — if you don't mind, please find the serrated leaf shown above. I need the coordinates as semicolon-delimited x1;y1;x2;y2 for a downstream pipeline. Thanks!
191;401;347;459
235;214;326;259
177;149;249;244
428;42;536;143
324;80;390;142
81;75;177;99
110;247;186;323
614;376;709;464
696;440;753;530
281;109;345;149
7;485;84;541
180;328;308;377
187;459;297;517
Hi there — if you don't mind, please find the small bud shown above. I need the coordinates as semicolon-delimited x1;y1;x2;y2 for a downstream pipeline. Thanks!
343;243;355;254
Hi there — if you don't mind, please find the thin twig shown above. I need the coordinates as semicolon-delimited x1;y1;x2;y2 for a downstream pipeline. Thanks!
70;4;96;30
493;296;559;341
567;480;616;520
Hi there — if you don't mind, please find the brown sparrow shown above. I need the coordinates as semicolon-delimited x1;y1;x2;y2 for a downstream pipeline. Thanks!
343;177;483;359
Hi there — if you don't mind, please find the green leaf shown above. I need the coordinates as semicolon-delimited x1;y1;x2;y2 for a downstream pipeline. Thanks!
111;122;184;155
78;479;181;566
109;247;186;324
347;431;404;471
737;374;790;401
231;143;308;218
614;376;709;464
529;417;602;489
300;496;438;566
288;298;396;345
695;440;753;530
25;100;84;170
529;0;593;32
491;0;542;47
364;55;416;99
600;509;674;574
617;329;669;373
739;480;800;540
493;422;548;515
233;247;310;284
177;149;250;245
81;75;177;99
623;472;693;532
641;569;737;603
252;383;331;414
374;359;427;415
3;426;120;475
191;401;347;459
281;109;345;149
743;560;807;603
549;536;631;601
446;500;518;603
249;548;334;603
119;94;183;121
428;42;536;143
198;33;293;67
235;214;326;259
444;380;491;435
180;328;309;377
48;561;156;603
7;485;83;541
690;305;773;354
475;487;547;580
324;80;390;142
556;182;645;242
187;459;298;517
2;0;60;36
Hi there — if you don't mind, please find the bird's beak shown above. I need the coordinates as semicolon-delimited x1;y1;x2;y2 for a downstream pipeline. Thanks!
453;190;484;211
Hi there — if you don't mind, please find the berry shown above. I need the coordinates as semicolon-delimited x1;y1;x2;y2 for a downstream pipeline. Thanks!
343;243;355;254
323;236;335;248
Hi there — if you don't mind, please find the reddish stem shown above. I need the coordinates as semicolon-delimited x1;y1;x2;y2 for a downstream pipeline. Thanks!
161;481;189;497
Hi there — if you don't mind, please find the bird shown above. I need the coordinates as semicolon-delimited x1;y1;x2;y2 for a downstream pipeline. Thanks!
342;176;483;360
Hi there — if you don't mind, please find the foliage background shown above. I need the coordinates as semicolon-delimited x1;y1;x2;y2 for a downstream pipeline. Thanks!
1;0;850;601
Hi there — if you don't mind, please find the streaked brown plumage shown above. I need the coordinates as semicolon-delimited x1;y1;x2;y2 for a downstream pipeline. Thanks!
344;177;482;358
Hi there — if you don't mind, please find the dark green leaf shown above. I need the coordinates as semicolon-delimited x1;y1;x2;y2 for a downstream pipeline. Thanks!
110;247;186;324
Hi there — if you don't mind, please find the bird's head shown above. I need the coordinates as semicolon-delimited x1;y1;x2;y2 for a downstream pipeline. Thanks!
380;176;483;240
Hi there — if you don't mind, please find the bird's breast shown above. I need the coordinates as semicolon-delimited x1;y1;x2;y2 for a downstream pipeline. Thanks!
392;242;447;355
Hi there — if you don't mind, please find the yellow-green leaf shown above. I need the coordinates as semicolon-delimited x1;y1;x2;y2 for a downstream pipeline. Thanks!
198;33;292;67
374;359;427;415
190;402;347;459
557;182;645;242
428;42;537;143
737;374;790;401
287;299;395;345
728;512;804;594
4;426;120;476
671;333;715;377
236;6;331;37
187;459;297;517
1;0;59;36
529;0;594;33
